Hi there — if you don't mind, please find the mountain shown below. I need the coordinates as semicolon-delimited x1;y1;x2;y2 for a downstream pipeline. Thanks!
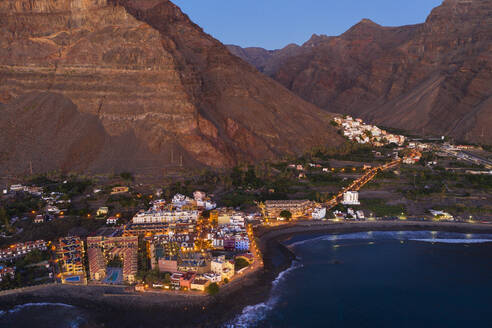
227;43;301;76
0;0;342;176
228;0;492;145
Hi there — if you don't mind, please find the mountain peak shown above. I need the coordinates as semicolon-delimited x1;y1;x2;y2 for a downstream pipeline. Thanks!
359;18;378;25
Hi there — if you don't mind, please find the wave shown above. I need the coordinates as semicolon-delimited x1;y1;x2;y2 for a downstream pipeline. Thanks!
288;231;492;247
226;260;303;328
1;302;75;316
410;238;492;244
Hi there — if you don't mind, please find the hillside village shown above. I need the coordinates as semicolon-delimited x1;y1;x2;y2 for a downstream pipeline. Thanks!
333;116;406;146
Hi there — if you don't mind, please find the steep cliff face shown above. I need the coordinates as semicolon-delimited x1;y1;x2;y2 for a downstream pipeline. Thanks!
230;0;492;144
0;0;342;175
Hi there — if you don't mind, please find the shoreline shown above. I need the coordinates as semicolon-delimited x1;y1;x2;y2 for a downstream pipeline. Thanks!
1;221;491;327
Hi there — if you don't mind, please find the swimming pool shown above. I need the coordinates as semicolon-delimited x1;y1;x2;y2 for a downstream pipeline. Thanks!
65;276;81;282
103;268;122;284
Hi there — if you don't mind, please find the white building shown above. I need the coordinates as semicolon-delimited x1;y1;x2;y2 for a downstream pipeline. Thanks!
106;217;119;225
193;191;207;201
203;272;221;283
312;207;327;220
132;209;198;224
171;194;193;207
218;211;245;227
46;205;60;214
342;191;360;205
234;236;250;251
10;184;24;192
211;256;235;281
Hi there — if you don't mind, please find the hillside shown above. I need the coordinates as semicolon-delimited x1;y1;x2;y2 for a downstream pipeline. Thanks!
0;0;343;176
228;0;492;145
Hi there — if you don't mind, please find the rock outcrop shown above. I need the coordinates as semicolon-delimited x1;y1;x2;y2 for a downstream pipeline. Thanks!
229;0;492;145
0;0;343;175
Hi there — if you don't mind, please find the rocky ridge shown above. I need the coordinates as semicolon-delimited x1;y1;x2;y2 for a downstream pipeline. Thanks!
228;0;492;144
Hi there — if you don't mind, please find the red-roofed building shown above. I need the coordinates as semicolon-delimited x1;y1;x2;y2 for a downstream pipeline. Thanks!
179;272;196;290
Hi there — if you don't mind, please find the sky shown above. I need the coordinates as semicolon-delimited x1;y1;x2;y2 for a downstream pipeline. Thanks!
172;0;443;50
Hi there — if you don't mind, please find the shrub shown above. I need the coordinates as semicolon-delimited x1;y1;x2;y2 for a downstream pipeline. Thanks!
206;282;220;296
279;210;292;221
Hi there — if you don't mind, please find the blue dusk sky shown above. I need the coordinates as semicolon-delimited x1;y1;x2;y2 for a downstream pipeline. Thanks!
172;0;443;49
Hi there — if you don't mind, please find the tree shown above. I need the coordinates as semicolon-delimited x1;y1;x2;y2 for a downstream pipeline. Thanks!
206;282;220;296
163;272;171;284
0;206;12;232
120;172;134;181
279;210;292;221
107;255;123;268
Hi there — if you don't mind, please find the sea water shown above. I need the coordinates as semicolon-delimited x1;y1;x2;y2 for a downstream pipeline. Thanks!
0;302;90;328
229;231;492;328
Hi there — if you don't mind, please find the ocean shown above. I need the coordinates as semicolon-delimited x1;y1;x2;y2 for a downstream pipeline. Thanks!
0;302;92;328
227;231;492;327
2;231;492;328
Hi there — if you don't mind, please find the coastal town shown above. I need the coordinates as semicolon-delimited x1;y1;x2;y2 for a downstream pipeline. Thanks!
0;115;491;295
0;190;261;294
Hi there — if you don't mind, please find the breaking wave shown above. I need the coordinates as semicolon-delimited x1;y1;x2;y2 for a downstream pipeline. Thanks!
410;238;492;244
226;260;303;328
289;231;492;247
3;302;75;315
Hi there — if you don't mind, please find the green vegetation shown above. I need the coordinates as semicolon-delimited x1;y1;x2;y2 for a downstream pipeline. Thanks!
120;172;134;181
220;192;257;209
139;269;170;285
0;217;106;248
0;206;13;233
311;142;380;162
234;258;250;271
107;255;123;268
0;249;52;291
106;194;140;209
279;210;292;221
307;172;344;187
46;177;93;197
206;282;220;296
362;199;406;217
463;174;492;189
441;204;492;216
27;175;56;187
2;194;44;219
15;249;50;267
136;237;151;281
